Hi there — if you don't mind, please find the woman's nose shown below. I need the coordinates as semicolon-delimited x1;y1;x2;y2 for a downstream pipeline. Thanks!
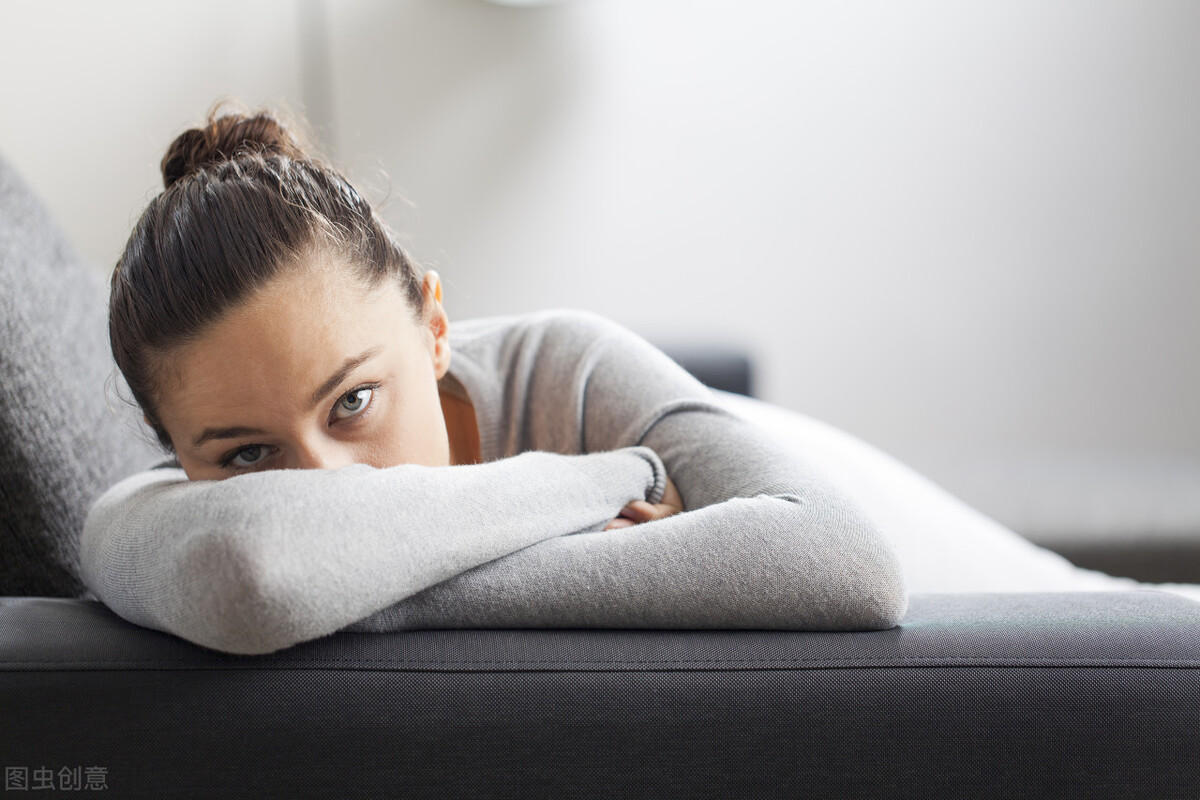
292;440;355;471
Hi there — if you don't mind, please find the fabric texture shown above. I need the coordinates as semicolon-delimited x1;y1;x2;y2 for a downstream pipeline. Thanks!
4;592;1200;799
0;154;160;598
81;310;909;654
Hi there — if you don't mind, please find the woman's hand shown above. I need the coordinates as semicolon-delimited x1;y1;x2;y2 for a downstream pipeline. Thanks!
604;476;684;530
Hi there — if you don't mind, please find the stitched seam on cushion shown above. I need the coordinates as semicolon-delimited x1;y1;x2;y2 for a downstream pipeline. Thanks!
4;656;1200;669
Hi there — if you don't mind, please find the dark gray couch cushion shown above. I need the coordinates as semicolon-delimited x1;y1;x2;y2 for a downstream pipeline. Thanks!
2;592;1198;798
0;154;160;597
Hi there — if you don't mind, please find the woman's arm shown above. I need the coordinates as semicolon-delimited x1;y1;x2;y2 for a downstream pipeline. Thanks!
349;407;907;633
348;312;907;632
81;447;665;654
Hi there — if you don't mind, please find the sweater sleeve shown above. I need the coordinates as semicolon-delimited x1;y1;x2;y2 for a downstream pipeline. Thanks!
346;312;907;632
81;447;666;654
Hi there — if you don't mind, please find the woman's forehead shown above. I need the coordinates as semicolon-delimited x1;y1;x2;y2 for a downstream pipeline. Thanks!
154;267;415;429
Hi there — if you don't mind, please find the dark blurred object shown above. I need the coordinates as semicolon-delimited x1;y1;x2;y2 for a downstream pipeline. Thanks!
1029;529;1200;585
658;344;754;397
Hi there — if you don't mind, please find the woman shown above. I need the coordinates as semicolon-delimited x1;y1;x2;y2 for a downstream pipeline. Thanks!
82;106;907;654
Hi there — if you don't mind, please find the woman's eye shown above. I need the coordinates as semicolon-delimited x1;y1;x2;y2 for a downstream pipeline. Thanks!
333;387;374;420
229;444;268;468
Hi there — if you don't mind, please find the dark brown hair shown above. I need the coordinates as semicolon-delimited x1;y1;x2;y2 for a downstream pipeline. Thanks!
109;105;423;450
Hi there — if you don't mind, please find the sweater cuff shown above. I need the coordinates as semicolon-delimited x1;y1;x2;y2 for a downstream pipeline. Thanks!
630;446;668;504
570;446;667;506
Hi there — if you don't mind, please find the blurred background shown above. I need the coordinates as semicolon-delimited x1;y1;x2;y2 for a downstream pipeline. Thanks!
2;0;1198;572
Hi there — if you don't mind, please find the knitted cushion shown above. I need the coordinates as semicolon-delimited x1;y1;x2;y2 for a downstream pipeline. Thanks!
0;154;160;597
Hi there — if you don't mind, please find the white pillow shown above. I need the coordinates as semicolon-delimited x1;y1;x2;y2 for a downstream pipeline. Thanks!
713;391;1200;603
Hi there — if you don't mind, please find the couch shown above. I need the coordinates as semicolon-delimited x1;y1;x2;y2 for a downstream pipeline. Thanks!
3;153;1199;799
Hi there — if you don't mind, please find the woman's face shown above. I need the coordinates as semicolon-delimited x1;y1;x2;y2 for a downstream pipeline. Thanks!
154;257;454;481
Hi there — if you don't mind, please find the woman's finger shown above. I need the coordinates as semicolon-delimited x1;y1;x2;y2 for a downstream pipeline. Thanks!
621;500;662;523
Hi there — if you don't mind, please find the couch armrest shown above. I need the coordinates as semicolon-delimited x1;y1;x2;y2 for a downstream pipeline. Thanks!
2;592;1199;798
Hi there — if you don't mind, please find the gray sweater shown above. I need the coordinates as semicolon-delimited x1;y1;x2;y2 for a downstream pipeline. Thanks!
82;310;907;654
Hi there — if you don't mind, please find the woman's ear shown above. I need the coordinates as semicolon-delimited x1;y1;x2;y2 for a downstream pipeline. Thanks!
420;271;451;379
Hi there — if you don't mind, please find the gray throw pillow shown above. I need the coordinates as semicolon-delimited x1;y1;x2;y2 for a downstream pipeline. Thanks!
0;153;161;597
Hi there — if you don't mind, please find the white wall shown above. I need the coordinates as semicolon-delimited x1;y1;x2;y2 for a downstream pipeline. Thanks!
0;0;306;270
3;0;1198;532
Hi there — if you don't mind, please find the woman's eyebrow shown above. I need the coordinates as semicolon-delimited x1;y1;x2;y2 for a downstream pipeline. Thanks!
193;425;269;448
309;347;382;409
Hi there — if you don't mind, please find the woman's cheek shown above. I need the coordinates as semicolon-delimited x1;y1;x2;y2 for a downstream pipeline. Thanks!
370;392;450;468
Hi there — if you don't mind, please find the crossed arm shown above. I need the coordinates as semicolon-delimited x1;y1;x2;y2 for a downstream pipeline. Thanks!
82;448;668;654
346;400;909;637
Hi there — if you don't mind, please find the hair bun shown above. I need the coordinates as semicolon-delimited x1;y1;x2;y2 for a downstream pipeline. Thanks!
160;108;307;189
